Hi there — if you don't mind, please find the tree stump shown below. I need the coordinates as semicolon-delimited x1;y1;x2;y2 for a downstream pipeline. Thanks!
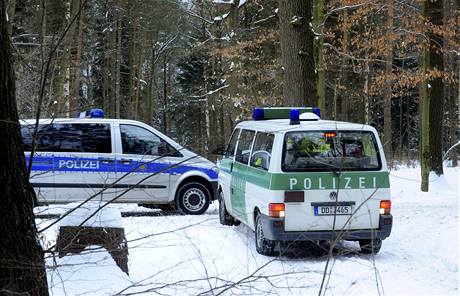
56;226;129;274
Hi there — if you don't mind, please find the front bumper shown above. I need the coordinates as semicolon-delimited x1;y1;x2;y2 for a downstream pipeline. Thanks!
260;214;393;241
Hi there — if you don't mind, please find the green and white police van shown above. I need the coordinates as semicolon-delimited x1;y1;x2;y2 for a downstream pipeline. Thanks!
217;107;392;255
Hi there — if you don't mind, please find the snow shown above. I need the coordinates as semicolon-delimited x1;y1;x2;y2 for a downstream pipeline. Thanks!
214;12;230;22
46;247;132;295
38;166;459;295
212;0;233;4
57;202;123;228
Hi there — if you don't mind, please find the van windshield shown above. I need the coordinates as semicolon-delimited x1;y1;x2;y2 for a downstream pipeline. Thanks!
282;131;381;172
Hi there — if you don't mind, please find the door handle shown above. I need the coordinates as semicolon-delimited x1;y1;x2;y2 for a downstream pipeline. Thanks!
100;158;114;164
120;159;133;164
230;162;234;172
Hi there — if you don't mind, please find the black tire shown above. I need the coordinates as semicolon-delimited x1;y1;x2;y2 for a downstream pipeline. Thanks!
176;182;210;215
255;214;277;256
359;238;382;254
219;191;239;226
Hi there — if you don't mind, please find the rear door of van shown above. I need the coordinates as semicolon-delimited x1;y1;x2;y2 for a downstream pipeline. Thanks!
279;130;390;232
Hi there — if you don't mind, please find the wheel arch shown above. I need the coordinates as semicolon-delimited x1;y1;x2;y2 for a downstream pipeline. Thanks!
253;207;261;226
174;173;214;202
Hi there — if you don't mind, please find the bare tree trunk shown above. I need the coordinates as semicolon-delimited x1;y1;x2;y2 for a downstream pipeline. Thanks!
278;0;316;106
421;0;444;190
70;0;84;112
314;0;325;115
445;0;457;166
145;35;156;125
420;58;430;191
0;0;48;292
339;9;349;121
162;57;168;133
114;0;122;119
455;60;460;166
427;0;444;176
128;9;138;119
384;0;394;165
364;55;370;124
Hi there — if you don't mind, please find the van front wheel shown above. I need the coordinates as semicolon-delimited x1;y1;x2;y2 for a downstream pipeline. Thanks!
176;182;210;215
219;191;239;226
255;215;277;256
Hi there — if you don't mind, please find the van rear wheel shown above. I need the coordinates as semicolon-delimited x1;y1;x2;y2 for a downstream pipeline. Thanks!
255;214;277;256
359;238;382;254
176;182;210;215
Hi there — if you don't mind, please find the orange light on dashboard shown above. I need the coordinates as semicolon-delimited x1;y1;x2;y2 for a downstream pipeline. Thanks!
324;132;337;138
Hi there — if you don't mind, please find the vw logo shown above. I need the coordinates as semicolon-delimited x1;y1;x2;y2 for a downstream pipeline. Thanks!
329;191;338;201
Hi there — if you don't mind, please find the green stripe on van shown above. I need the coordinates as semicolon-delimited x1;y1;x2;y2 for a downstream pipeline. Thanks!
270;171;390;190
218;160;389;190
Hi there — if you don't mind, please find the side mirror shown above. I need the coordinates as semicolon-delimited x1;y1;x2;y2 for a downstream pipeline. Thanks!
211;145;227;156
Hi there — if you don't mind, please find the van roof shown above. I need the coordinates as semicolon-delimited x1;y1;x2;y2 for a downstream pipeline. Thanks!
235;119;377;134
20;118;145;125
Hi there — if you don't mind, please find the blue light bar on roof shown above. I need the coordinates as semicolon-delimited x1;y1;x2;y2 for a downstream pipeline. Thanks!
312;107;321;118
78;108;105;118
290;109;300;125
251;107;321;120
252;107;265;120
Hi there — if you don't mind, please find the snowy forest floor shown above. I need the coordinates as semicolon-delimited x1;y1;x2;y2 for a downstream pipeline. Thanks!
36;166;459;295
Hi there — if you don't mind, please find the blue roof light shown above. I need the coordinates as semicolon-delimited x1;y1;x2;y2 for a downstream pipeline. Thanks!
89;108;104;118
290;109;300;125
252;107;265;120
78;108;105;118
312;107;321;118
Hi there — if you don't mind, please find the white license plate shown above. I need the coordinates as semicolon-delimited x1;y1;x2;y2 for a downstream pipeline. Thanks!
314;205;352;216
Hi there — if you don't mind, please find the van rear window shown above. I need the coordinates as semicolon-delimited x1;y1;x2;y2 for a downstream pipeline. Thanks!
282;131;381;172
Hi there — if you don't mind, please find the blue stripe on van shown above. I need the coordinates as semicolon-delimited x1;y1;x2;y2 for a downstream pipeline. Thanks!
25;156;218;180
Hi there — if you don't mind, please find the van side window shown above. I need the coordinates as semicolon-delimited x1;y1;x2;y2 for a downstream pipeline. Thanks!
226;129;240;158
250;133;274;171
235;129;255;164
120;124;180;156
21;123;111;153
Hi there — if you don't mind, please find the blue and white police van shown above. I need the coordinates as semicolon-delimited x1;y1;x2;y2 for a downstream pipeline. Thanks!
21;109;218;215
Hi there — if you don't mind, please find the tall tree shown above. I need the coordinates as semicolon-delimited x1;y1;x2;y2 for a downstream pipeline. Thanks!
278;0;316;106
383;0;394;164
0;0;48;293
427;0;444;176
314;0;325;115
421;0;444;191
70;0;85;112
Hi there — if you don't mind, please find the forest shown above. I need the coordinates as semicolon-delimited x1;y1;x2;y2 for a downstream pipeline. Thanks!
6;0;460;183
1;0;459;294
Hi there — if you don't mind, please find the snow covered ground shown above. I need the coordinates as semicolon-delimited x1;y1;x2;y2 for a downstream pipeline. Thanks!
37;166;459;295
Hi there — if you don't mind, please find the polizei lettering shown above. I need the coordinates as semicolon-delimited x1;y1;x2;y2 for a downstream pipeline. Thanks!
289;176;378;190
58;159;99;170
